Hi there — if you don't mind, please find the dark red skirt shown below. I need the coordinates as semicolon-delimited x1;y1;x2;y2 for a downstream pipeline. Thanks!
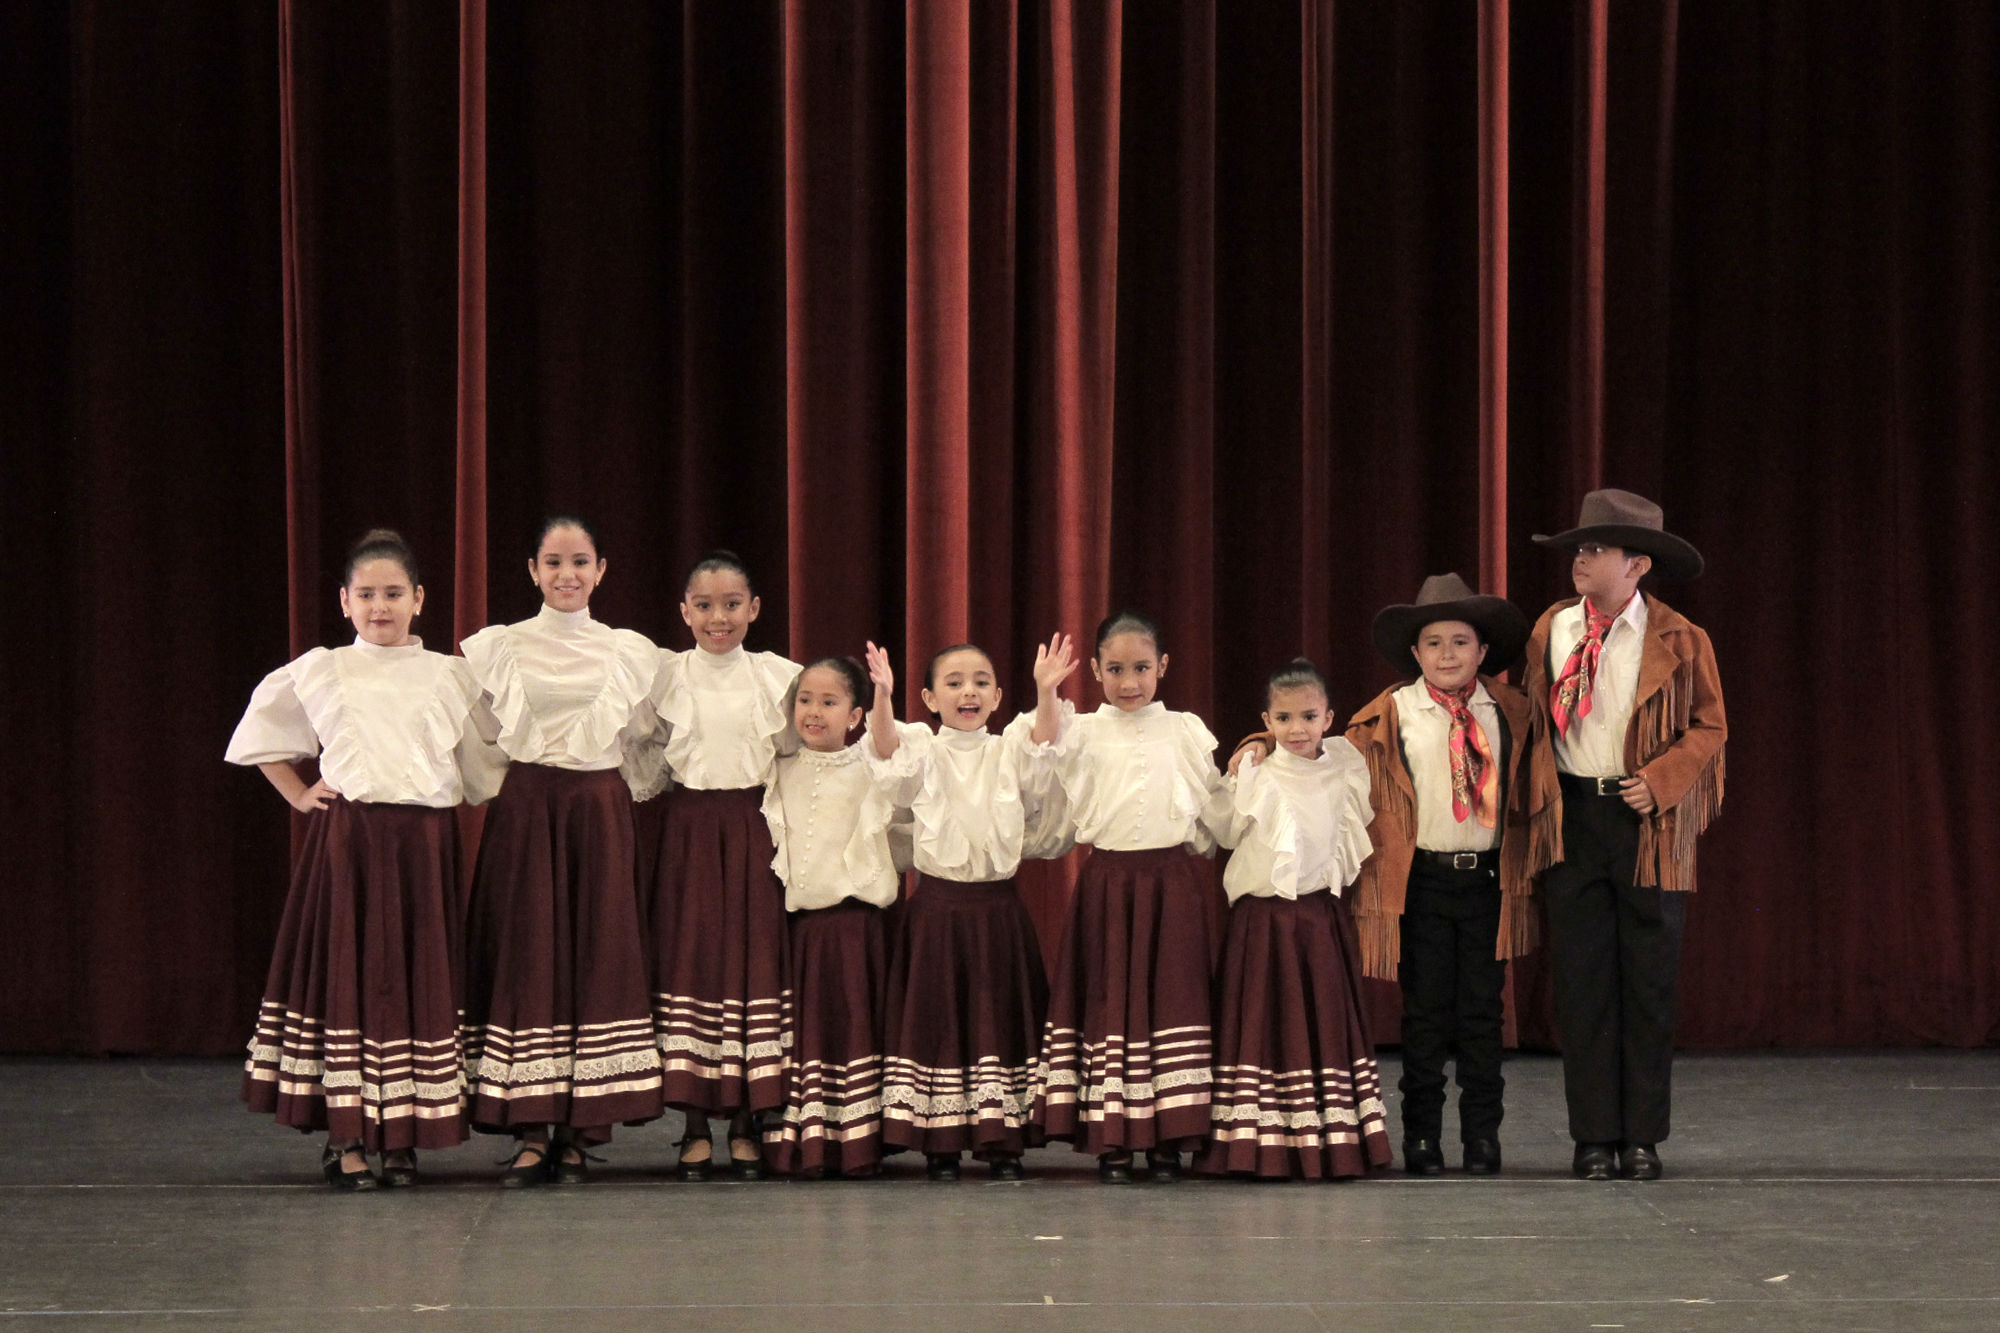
763;900;889;1177
461;764;664;1142
1195;893;1393;1179
881;875;1047;1157
642;786;789;1115
1029;846;1225;1155
242;799;467;1152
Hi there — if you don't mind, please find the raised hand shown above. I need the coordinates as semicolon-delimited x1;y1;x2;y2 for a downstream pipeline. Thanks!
864;641;901;759
864;640;896;701
1032;632;1078;694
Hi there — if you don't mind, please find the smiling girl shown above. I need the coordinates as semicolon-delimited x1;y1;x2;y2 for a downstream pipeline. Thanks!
227;529;506;1188
457;516;667;1185
632;550;802;1178
757;656;901;1178
1027;610;1228;1182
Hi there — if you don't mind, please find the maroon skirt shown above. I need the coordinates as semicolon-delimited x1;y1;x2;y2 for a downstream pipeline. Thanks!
763;900;889;1176
642;786;789;1115
242;799;467;1152
1029;846;1225;1155
1195;892;1393;1179
881;875;1048;1157
461;764;664;1142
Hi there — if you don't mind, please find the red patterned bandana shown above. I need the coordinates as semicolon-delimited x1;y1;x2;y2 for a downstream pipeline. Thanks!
1550;599;1617;738
1426;681;1498;828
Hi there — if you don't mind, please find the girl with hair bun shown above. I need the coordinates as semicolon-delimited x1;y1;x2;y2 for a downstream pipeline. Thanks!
226;529;507;1188
457;515;668;1186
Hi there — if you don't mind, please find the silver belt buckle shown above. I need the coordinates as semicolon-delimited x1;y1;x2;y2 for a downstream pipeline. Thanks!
1450;851;1479;871
1598;776;1624;796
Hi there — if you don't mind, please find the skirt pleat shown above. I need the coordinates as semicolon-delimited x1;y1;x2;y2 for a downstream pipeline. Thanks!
1029;847;1224;1155
763;901;890;1176
643;786;790;1114
460;764;664;1142
880;875;1048;1157
242;799;467;1152
1196;893;1392;1179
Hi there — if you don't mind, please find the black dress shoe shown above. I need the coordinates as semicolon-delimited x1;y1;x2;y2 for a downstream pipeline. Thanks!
379;1150;419;1188
989;1156;1024;1181
1619;1144;1663;1180
1402;1138;1445;1176
1462;1138;1501;1175
1144;1149;1181;1183
1572;1142;1618;1181
321;1144;379;1191
926;1153;961;1181
551;1139;600;1185
497;1143;551;1189
1096;1153;1133;1184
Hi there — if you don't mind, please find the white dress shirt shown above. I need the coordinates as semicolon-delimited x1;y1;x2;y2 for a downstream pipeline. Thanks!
763;743;900;911
226;637;506;806
1394;680;1504;852
1210;739;1374;904
1547;593;1648;778
1054;702;1224;853
460;604;662;775
866;708;1071;882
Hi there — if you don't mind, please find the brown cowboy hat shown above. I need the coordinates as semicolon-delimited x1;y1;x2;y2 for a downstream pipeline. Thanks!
1371;573;1530;676
1532;487;1704;580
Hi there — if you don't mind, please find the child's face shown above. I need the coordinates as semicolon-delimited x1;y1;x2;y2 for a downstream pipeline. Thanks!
530;525;604;613
1262;685;1330;759
1569;542;1648;607
340;558;424;647
1411;619;1489;692
922;649;1000;732
1091;632;1167;712
681;569;760;654
793;666;862;752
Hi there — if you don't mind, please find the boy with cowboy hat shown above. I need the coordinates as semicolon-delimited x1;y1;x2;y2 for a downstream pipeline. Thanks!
1525;487;1726;1182
1232;574;1544;1175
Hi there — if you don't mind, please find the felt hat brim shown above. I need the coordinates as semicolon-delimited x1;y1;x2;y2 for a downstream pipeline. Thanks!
1371;595;1530;677
1531;524;1704;580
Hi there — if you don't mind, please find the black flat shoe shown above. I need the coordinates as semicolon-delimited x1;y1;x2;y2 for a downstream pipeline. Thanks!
1462;1138;1501;1176
1403;1137;1445;1176
1619;1143;1663;1180
497;1144;551;1189
927;1153;961;1181
321;1144;378;1192
989;1156;1024;1181
1097;1153;1133;1184
1144;1149;1181;1184
551;1138;601;1185
1572;1142;1618;1181
677;1137;713;1182
729;1142;768;1181
379;1150;419;1188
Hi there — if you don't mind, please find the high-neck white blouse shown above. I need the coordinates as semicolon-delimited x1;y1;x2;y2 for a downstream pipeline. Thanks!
636;645;801;794
1053;702;1225;854
867;706;1072;883
762;742;901;912
459;604;661;776
1209;739;1374;903
225;637;506;807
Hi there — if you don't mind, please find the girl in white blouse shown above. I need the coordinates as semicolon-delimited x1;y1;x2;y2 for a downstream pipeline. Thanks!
757;657;900;1178
631;550;801;1179
863;635;1076;1181
226;530;505;1189
458;517;667;1186
1028;610;1229;1183
1198;658;1391;1180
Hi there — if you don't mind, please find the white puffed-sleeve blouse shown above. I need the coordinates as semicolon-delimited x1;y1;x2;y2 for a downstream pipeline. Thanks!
762;743;900;912
1053;702;1225;854
866;706;1073;882
225;637;506;806
458;604;661;775
1208;738;1374;904
641;645;802;793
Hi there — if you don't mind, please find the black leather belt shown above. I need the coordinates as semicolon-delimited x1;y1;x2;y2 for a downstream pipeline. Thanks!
1414;848;1498;872
1559;772;1628;797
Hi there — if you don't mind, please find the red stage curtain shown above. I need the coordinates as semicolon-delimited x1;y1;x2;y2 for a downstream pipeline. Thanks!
2;2;1995;1055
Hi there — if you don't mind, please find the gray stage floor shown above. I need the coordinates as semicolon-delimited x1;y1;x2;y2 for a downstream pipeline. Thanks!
2;1050;1996;1332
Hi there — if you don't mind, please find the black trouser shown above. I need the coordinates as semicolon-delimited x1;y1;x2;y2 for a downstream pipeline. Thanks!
1397;853;1506;1144
1543;777;1687;1147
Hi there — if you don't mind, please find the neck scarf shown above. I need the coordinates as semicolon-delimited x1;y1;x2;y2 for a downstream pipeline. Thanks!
1426;681;1497;827
1550;599;1617;738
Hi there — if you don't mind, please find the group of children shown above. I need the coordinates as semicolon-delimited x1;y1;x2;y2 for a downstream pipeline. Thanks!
228;488;1725;1190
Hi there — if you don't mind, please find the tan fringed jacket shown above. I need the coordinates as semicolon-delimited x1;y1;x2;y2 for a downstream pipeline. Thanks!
1522;595;1727;892
1230;678;1544;982
1342;680;1542;981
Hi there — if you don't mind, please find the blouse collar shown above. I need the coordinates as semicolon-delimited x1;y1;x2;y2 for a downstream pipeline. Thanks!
534;603;594;633
691;643;748;670
937;723;992;749
1095;701;1166;722
797;741;863;767
349;635;425;657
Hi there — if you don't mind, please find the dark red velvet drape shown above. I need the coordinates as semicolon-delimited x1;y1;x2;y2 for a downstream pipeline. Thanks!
3;2;1994;1055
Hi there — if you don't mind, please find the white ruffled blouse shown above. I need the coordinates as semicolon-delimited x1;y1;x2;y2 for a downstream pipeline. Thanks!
636;645;801;795
225;637;506;807
459;604;661;776
866;707;1072;883
1054;702;1225;853
1209;738;1375;903
763;743;901;911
